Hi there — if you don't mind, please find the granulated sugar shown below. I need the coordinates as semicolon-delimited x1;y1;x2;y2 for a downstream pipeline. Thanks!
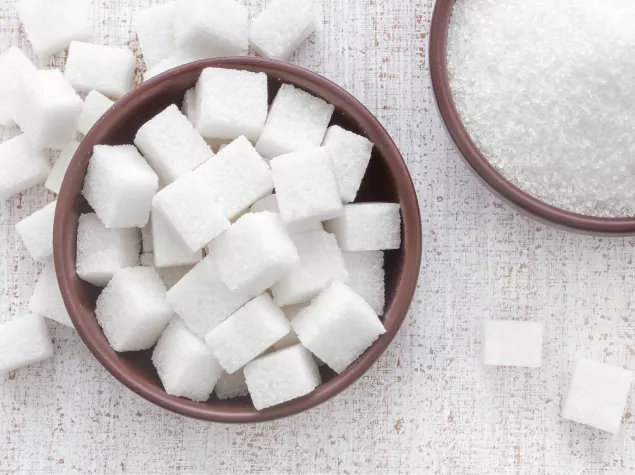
447;0;635;217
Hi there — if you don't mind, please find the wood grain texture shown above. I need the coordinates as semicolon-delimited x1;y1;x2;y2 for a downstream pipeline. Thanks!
2;0;635;473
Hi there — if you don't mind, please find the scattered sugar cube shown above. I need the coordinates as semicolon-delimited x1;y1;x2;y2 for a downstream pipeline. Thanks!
143;50;196;81
166;256;251;338
156;265;194;290
207;212;300;297
0;47;37;126
45;141;79;194
271;147;343;226
292;280;385;373
255;84;334;159
322;125;374;203
16;0;91;58
182;88;197;125
215;369;249;400
249;0;316;61
152;318;223;401
325;203;401;251
151;211;203;268
29;258;73;327
244;344;321;410
76;213;140;287
134;104;214;185
15;200;57;262
0;135;51;202
250;194;322;233
205;294;291;374
134;2;177;69
95;267;173;352
272;304;305;351
14;69;84;149
77;90;114;136
343;251;385;315
174;0;248;59
83;145;159;228
271;229;348;307
195;68;268;142
0;315;54;374
561;359;633;434
482;320;543;368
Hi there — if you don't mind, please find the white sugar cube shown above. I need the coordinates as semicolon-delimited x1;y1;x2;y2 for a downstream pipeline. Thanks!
244;344;321;410
482;320;543;368
0;315;54;374
29;258;73;327
166;256;251;338
157;265;194;290
250;194;323;233
143;50;196;81
152;318;223;401
271;229;348;307
195;68;268;142
65;42;135;99
83;145;159;228
14;69;83;149
322;126;373;203
205;294;290;374
45;141;79;194
562;359;633;434
15;200;57;262
16;0;91;58
325;203;401;251
77;90;114;136
151;211;203;268
0;135;51;202
343;251;385;315
292;280;385;373
271;147;343;226
76;213;140;287
207;212;300;297
95;267;173;352
272;304;305;350
174;0;248;59
249;0;316;61
134;104;214;185
0;47;37;126
182;88;197;125
255;84;334;159
134;2;177;69
215;370;249;400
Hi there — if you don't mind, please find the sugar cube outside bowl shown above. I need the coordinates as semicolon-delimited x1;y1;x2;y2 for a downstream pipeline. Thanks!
428;0;635;236
52;57;423;423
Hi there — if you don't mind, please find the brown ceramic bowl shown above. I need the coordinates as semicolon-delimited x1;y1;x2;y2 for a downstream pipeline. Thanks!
53;57;422;422
430;0;635;235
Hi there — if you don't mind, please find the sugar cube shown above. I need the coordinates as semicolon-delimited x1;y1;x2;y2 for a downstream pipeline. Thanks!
16;0;91;58
174;0;248;59
325;203;401;251
0;315;54;374
342;251;385;315
272;304;305;350
0;135;51;202
255;84;334;159
195;68;268;142
83;145;159;228
561;359;633;434
215;369;249;400
45;141;79;194
182;88;197;125
207;212;300;297
292;280;385;373
151;211;203;268
134;104;214;185
152;318;223;401
0;47;37;126
482;320;543;368
143;50;196;81
250;194;322;233
249;0;316;61
322;125;374;203
244;344;321;410
29;258;73;327
271;147;343;226
14;69;83;149
157;265;194;290
15;200;57;262
76;213;140;287
166;256;251;338
134;2;177;69
77;90;114;136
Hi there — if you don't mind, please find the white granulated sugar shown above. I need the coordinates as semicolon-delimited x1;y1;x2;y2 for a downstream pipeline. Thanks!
447;0;635;217
0;315;54;374
0;135;51;203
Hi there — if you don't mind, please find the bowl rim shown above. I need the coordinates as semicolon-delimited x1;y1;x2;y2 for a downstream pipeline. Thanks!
54;57;423;423
429;0;635;235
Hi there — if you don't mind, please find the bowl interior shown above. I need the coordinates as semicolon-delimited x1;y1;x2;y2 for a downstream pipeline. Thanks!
54;58;422;422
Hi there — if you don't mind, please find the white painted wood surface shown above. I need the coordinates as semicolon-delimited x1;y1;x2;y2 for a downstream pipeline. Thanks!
2;0;635;473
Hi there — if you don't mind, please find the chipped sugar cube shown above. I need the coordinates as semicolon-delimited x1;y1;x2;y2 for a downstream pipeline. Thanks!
250;194;322;233
0;47;37;127
0;135;51;202
325;203;401;251
134;2;177;69
0;314;54;374
482;320;543;368
45;141;79;194
151;211;203;268
215;369;249;400
29;258;73;327
342;251;385;315
77;90;114;136
15;200;57;262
